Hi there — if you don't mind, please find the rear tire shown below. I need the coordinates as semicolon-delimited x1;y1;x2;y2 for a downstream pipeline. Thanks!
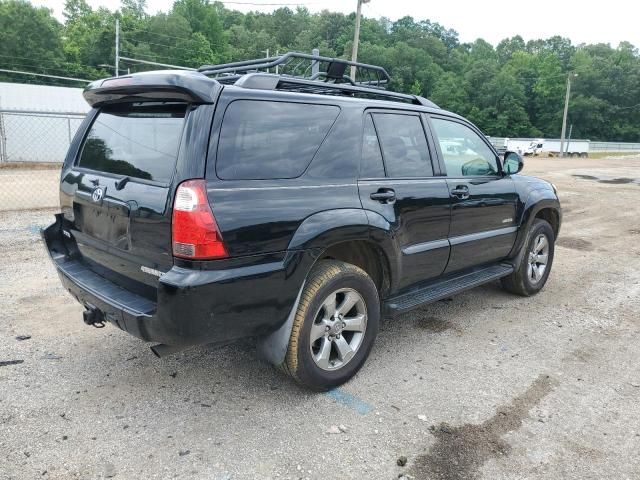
501;219;555;296
280;260;380;391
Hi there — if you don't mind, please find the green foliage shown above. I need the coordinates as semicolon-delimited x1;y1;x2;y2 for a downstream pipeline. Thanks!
0;0;638;140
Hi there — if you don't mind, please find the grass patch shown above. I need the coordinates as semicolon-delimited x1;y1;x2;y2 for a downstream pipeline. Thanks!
0;162;62;170
586;151;639;159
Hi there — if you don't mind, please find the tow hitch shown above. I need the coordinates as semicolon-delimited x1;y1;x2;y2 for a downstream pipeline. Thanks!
83;306;105;328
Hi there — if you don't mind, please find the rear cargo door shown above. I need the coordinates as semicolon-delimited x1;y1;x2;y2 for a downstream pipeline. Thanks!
62;102;188;292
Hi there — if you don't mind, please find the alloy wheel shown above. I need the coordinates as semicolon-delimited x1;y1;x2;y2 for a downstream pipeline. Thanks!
528;233;550;284
309;288;368;371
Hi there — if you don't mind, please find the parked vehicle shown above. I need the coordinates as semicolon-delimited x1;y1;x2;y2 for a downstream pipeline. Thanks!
505;138;590;157
43;52;561;390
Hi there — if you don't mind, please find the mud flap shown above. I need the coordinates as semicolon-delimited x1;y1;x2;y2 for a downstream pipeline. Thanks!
256;281;305;366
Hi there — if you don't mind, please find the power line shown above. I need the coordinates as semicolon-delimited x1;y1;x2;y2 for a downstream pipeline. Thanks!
0;53;95;70
120;50;186;65
220;1;333;5
0;68;92;83
125;28;194;43
124;29;222;48
614;103;640;111
119;55;196;71
123;37;200;53
0;60;94;78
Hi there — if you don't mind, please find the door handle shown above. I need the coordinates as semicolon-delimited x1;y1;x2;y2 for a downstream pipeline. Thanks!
450;185;470;199
370;189;396;203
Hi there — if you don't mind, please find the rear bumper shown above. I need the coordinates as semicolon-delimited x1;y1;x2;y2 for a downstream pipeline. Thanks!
43;215;315;346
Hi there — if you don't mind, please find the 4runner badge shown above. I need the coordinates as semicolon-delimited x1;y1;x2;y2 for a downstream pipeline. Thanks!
91;187;105;203
141;266;163;278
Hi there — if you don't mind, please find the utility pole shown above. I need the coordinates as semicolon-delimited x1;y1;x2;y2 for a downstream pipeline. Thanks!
115;18;120;77
312;48;320;78
559;73;577;157
350;0;370;80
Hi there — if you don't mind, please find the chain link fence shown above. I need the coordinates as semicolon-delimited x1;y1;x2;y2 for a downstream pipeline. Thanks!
0;110;85;163
0;109;84;211
1;109;639;212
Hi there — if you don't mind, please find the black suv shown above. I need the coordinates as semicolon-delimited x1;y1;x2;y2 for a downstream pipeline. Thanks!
44;53;561;391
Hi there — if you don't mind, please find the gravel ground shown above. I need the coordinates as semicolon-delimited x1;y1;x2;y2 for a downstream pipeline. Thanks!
1;156;639;480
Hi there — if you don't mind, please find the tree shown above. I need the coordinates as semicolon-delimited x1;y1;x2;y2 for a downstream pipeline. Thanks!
0;0;66;83
0;0;638;140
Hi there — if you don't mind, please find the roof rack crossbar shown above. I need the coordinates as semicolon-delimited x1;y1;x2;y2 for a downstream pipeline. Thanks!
261;76;432;106
198;51;391;87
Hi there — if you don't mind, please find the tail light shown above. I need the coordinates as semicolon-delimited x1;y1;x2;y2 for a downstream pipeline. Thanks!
172;179;228;260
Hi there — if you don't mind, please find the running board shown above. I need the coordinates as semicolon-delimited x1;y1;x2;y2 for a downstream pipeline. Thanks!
384;264;514;315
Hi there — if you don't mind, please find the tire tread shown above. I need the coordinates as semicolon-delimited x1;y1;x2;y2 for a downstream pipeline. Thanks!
280;260;375;389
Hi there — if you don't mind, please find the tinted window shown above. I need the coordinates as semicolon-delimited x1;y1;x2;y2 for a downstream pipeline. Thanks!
216;100;340;180
360;114;385;178
431;118;498;176
78;103;186;183
373;113;432;178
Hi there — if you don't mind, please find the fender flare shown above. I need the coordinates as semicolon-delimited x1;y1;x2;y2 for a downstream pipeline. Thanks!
510;189;561;264
288;208;400;292
258;208;400;366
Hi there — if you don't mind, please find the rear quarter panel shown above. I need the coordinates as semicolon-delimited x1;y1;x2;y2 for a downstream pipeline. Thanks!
205;89;363;257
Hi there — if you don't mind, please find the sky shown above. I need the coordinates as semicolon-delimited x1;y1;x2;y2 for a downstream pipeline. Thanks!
32;0;640;48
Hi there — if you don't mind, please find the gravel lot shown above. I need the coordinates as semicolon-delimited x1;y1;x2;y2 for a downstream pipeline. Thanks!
1;156;639;480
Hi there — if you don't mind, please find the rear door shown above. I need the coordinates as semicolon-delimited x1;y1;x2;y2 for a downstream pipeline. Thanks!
358;110;451;291
428;115;518;274
61;102;189;294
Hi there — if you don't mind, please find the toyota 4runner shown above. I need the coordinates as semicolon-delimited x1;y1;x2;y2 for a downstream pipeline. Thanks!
43;52;561;391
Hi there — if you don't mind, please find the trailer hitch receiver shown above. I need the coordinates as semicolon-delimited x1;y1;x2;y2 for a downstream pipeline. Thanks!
83;305;105;328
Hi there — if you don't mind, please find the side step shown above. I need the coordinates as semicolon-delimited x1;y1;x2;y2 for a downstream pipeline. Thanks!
384;263;514;315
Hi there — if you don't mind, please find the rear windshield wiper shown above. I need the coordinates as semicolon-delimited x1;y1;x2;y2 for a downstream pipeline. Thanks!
115;176;131;191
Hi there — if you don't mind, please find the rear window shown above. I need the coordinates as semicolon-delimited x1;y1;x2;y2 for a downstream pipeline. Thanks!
373;113;433;178
216;100;340;180
78;103;187;183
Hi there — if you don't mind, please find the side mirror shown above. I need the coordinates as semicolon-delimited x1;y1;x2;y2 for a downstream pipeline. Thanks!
503;151;524;175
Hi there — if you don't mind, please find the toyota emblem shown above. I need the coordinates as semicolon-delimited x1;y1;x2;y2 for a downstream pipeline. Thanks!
91;187;105;203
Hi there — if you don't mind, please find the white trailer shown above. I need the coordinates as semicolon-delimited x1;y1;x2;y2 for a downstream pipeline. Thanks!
504;138;590;157
541;139;590;157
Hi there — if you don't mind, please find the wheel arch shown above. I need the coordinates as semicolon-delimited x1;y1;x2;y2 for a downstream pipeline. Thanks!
258;209;399;366
510;190;562;263
287;208;400;296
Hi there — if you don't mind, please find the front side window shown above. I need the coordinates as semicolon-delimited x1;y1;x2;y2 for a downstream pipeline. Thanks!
373;113;433;178
431;118;498;177
78;103;187;183
216;100;340;180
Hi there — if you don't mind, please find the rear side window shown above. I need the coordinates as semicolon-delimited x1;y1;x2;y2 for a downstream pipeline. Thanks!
216;100;339;180
78;103;187;183
373;113;433;178
361;114;385;178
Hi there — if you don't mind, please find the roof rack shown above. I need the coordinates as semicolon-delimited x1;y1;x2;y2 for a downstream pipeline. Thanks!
198;52;439;108
199;51;390;88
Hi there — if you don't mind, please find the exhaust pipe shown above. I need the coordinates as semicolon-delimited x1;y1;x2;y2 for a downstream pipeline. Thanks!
150;343;186;358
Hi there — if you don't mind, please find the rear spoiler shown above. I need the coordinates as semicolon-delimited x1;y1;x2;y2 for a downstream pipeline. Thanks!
83;70;220;107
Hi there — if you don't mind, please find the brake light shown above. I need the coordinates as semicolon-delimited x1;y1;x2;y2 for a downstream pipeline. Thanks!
172;180;228;260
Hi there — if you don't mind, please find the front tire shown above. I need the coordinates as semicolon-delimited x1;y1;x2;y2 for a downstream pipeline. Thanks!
502;219;555;296
280;260;380;391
